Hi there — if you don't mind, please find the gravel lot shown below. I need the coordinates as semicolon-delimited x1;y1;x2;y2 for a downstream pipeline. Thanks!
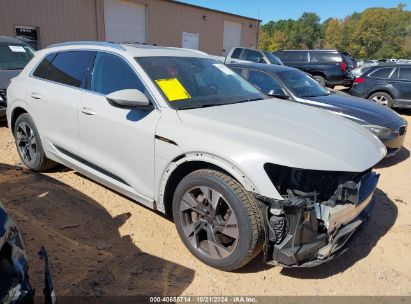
0;110;410;296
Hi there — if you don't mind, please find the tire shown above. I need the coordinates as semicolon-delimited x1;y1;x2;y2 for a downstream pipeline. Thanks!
313;75;327;87
13;113;57;171
172;169;264;271
368;92;394;108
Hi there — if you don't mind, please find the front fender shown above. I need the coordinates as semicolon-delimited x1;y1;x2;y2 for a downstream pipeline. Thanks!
156;151;282;213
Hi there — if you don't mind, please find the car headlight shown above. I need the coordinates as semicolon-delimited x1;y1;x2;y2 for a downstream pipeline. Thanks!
364;125;394;137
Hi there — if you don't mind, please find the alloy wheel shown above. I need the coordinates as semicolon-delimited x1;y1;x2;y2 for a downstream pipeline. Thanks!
16;122;38;166
372;95;389;106
179;186;239;259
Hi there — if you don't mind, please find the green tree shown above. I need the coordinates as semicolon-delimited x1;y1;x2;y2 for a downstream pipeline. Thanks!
258;5;411;59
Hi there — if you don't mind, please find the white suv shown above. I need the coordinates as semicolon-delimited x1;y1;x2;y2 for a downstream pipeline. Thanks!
7;42;386;270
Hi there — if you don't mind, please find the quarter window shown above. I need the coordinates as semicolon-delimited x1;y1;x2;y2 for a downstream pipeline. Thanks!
369;68;394;79
46;51;95;88
310;52;342;63
32;53;57;79
399;67;411;81
91;52;145;95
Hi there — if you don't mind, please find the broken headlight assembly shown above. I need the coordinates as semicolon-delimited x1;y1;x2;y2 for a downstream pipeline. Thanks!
256;163;379;267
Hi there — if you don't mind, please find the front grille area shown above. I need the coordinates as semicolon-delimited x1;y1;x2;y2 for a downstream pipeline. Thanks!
399;125;407;136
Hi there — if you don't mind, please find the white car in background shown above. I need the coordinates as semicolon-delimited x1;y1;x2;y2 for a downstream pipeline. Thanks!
7;42;385;270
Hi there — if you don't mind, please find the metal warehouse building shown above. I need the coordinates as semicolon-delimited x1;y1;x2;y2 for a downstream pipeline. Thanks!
0;0;260;55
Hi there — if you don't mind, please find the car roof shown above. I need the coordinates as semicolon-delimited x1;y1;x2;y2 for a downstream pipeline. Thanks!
0;36;26;45
368;64;411;69
227;62;297;73
276;49;339;52
45;41;210;58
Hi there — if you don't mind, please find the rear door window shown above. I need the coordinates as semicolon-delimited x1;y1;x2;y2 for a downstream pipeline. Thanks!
369;67;394;79
230;48;242;59
398;67;411;81
90;52;145;95
283;51;308;63
46;51;95;88
310;52;342;63
243;49;266;63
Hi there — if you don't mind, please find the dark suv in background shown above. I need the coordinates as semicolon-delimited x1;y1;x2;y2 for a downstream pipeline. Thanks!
0;36;34;121
350;65;411;109
273;49;354;87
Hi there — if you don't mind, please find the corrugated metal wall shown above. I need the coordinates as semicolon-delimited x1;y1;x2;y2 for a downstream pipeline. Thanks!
141;0;260;55
0;0;259;55
0;0;100;48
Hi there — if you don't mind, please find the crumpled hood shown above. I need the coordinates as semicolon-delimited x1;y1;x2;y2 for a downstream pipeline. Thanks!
176;99;386;172
0;70;21;90
306;92;406;129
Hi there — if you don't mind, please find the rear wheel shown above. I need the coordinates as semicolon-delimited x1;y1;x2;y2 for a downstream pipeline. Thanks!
313;75;327;87
172;169;264;271
368;92;393;108
14;113;57;171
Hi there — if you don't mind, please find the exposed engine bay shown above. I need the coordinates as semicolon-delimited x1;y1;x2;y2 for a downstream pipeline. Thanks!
256;164;379;267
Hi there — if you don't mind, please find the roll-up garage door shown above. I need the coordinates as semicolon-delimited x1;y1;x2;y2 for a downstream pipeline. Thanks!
223;21;242;56
104;0;146;43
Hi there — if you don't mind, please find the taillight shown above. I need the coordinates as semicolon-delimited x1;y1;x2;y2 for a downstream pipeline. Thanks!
354;77;366;84
340;62;347;72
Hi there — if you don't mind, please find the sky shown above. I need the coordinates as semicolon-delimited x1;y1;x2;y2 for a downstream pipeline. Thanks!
180;0;411;23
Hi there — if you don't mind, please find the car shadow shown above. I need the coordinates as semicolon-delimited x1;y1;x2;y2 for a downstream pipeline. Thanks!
0;163;194;297
237;189;397;277
279;189;397;279
375;147;410;168
396;109;411;116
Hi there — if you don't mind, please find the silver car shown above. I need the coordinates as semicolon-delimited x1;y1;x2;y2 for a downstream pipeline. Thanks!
6;42;386;270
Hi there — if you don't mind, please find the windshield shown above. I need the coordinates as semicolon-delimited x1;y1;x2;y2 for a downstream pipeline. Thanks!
136;57;265;110
0;44;34;70
276;70;330;98
264;52;283;65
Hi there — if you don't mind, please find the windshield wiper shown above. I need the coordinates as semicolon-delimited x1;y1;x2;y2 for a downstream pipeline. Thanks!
179;103;225;110
234;97;264;103
0;67;22;70
301;93;330;98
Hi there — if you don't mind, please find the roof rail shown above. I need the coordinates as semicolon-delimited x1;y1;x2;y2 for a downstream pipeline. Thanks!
47;41;126;51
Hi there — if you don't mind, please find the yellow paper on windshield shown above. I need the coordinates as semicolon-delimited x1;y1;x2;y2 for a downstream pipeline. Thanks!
155;78;191;102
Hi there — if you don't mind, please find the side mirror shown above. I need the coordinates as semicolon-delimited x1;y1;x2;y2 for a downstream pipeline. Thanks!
106;89;153;110
267;88;289;100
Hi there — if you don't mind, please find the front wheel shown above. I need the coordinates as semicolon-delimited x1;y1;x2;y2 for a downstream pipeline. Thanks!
172;169;264;271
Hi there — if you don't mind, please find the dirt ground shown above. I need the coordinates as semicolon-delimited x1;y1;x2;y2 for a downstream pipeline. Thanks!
1;111;411;297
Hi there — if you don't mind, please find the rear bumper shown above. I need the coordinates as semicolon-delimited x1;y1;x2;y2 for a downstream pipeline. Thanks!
262;172;379;267
327;75;354;87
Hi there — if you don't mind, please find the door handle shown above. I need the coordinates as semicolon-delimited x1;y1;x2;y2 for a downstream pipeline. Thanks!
390;82;399;85
81;107;96;115
30;92;42;100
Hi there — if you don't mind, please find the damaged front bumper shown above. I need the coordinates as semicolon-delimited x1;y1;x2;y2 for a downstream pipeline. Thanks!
255;169;379;267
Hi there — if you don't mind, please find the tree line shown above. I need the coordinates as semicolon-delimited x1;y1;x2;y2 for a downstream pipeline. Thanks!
258;4;411;59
